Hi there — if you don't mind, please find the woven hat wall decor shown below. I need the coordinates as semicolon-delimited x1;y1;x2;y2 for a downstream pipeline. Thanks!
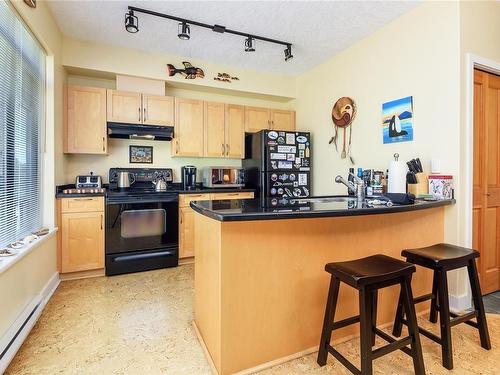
329;97;356;164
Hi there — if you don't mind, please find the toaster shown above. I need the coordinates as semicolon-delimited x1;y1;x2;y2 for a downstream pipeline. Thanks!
75;174;102;188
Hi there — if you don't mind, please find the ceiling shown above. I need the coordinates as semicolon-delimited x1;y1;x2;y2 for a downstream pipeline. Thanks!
47;1;419;76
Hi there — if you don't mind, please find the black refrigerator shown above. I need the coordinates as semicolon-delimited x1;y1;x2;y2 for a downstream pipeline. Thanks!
243;130;311;202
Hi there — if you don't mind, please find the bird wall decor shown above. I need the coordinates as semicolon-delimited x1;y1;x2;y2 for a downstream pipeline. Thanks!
330;97;356;164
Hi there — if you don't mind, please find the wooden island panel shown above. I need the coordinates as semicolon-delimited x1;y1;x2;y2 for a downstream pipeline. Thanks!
194;207;445;375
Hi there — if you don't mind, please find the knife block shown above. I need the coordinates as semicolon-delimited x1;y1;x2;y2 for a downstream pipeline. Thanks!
407;173;429;196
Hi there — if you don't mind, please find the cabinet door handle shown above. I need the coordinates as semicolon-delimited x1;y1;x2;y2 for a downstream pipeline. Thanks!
100;214;103;230
176;140;180;154
180;211;183;224
226;143;230;156
102;137;105;151
222;143;225;156
75;198;93;201
138;107;141;122
143;107;147;122
485;193;492;196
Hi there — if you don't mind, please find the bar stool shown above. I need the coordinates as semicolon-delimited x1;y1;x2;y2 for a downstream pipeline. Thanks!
392;243;491;370
317;254;425;375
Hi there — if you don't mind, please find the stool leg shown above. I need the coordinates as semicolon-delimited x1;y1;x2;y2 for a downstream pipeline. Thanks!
371;290;378;346
467;258;491;350
317;276;340;366
437;269;453;370
392;287;404;337
429;270;439;323
359;287;373;375
401;276;426;375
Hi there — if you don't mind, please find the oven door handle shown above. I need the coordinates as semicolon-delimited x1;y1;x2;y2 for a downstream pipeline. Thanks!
112;251;175;262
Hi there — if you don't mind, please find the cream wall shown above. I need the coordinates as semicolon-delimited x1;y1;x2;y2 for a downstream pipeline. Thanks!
296;1;461;241
64;75;295;183
0;236;57;340
62;37;296;99
1;0;62;354
454;1;500;300
459;0;500;246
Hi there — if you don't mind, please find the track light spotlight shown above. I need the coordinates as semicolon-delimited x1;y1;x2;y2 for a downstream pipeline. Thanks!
284;45;293;62
244;37;255;52
178;22;190;40
125;10;139;33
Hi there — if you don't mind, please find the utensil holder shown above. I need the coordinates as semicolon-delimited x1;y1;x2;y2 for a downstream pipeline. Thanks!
407;173;428;196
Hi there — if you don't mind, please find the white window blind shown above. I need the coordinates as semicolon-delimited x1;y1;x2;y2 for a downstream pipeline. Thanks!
0;2;45;247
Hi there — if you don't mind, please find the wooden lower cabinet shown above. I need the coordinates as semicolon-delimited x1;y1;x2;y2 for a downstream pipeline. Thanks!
179;207;195;259
178;192;254;259
59;197;105;274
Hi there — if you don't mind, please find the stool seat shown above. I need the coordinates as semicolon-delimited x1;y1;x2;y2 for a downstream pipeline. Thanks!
402;243;479;269
325;254;415;288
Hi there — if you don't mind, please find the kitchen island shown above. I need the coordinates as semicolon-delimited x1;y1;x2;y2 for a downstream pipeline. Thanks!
191;197;454;375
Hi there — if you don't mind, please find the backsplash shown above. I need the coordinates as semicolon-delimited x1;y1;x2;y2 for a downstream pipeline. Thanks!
64;138;241;184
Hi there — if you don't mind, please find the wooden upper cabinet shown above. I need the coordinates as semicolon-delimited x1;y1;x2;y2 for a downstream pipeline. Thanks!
204;101;226;157
245;106;271;133
106;89;142;124
271;109;296;131
65;85;107;154
225;104;245;159
173;98;204;157
143;94;174;126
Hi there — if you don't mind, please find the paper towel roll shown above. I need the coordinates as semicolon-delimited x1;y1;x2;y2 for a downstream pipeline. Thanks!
388;160;407;194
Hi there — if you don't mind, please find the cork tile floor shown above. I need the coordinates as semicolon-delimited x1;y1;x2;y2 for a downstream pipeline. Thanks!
6;264;500;375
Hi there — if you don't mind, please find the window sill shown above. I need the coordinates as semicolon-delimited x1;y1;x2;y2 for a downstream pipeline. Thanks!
0;228;58;275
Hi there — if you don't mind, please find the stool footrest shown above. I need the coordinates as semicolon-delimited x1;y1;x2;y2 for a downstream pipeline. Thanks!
413;293;434;304
372;336;412;360
450;311;478;328
331;315;360;331
400;318;442;344
374;327;413;356
327;344;361;375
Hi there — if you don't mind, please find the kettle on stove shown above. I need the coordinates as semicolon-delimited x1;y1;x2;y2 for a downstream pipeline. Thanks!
153;178;167;191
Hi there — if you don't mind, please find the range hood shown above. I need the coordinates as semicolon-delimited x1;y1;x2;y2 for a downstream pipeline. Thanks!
107;122;174;141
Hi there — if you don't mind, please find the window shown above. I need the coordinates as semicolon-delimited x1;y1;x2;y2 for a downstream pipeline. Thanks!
0;2;45;247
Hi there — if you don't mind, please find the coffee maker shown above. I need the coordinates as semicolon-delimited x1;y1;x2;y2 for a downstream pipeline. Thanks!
181;165;197;190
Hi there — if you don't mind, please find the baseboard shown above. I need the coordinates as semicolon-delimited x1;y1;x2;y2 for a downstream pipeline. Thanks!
59;268;104;281
194;310;432;375
0;272;60;374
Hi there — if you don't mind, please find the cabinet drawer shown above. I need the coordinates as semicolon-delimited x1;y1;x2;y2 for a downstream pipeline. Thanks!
60;197;104;213
210;192;254;200
179;193;211;208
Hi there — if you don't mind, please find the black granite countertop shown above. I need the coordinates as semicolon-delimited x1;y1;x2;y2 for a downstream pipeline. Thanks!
190;196;455;222
55;184;254;198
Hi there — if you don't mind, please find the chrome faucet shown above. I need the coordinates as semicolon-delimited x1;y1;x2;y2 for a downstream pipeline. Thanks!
335;173;366;200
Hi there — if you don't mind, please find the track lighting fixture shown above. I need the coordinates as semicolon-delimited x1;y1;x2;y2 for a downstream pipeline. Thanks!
124;10;139;33
178;22;190;40
244;37;255;52
124;6;293;61
284;45;293;62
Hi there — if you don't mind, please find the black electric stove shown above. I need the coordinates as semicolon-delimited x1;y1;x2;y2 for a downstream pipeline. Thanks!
105;168;179;276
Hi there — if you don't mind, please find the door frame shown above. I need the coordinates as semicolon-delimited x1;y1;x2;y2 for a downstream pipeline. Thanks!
464;54;500;249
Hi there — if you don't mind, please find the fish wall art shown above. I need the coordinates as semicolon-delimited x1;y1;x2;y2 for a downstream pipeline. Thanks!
382;96;414;144
167;61;205;79
329;97;356;164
